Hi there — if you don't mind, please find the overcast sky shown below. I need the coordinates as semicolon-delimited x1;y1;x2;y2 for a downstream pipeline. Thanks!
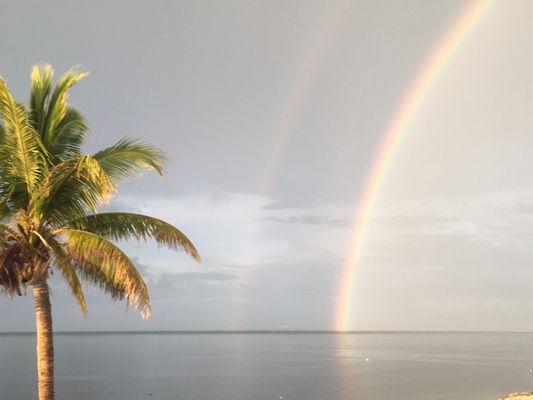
1;0;533;331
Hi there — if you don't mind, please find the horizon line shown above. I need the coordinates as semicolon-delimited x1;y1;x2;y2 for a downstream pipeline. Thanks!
2;329;533;335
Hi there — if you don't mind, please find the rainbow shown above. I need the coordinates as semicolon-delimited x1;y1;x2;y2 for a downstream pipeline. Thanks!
233;1;351;329
260;0;350;193
335;0;495;331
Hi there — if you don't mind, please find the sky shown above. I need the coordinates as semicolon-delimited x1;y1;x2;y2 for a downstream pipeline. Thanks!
1;0;533;331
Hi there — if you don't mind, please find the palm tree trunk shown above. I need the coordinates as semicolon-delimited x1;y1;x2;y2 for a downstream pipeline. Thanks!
33;280;55;400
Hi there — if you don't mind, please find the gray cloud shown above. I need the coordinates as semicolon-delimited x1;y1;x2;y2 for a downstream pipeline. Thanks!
267;214;349;228
512;203;533;214
155;272;236;291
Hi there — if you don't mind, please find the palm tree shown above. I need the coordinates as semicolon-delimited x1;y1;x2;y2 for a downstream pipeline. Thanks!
0;65;201;400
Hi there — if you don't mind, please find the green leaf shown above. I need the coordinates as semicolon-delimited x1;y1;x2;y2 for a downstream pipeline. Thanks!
0;77;46;199
47;107;89;161
61;229;151;318
68;212;201;261
31;155;116;224
32;231;87;314
94;138;165;183
43;66;89;147
29;64;54;135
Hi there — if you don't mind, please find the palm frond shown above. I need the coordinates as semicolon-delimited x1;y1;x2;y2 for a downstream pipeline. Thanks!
47;107;89;161
0;199;12;221
93;138;165;183
0;242;25;296
51;240;88;314
29;65;54;135
0;77;46;199
31;155;116;224
68;212;201;261
43;66;89;147
30;230;87;313
61;228;150;317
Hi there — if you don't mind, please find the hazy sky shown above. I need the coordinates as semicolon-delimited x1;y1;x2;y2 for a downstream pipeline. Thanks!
1;0;533;331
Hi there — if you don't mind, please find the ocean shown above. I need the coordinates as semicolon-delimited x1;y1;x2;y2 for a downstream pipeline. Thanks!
0;332;532;399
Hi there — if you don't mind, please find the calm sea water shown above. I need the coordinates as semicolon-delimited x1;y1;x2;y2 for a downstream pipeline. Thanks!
0;332;532;399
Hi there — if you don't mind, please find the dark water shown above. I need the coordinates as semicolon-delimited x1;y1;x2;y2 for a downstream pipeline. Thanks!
1;332;532;399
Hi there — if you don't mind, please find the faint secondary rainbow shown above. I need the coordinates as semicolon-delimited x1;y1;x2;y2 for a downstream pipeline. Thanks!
232;0;351;329
260;0;350;193
335;0;495;331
